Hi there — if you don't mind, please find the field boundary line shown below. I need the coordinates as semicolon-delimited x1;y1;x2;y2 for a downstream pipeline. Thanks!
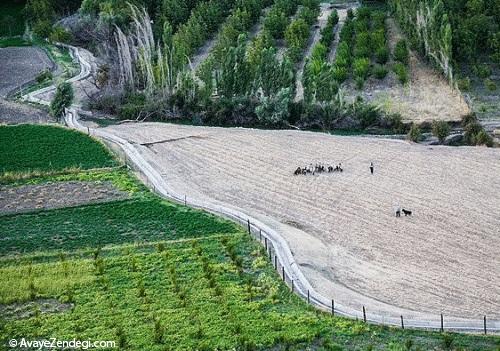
23;42;500;334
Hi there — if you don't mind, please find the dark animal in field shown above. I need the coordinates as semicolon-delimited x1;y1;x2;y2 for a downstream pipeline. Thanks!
328;166;334;173
395;209;401;217
294;167;302;175
402;209;412;216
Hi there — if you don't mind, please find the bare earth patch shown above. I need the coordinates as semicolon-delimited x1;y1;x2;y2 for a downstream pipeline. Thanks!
104;122;500;320
0;181;129;215
0;99;53;124
0;299;73;320
344;18;470;123
0;47;52;98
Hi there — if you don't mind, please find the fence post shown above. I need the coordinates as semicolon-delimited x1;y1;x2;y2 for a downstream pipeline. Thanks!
184;195;187;206
259;230;262;242
291;280;294;293
484;315;487;335
247;219;251;234
440;314;444;332
274;255;277;269
282;266;285;281
400;315;404;329
307;290;310;304
265;237;268;250
331;299;334;316
362;306;366;323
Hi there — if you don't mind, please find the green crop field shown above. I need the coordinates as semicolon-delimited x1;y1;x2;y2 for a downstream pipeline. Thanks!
0;125;117;176
1;231;498;351
0;197;238;256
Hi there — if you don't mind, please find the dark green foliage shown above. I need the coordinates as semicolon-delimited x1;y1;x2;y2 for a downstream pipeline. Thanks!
49;81;73;117
394;39;409;65
0;1;25;36
461;113;494;147
35;69;52;84
264;7;289;39
375;46;389;64
393;62;409;84
0;198;237;255
431;120;450;143
285;18;310;62
373;64;388;79
407;123;422;142
48;25;73;43
0;125;116;175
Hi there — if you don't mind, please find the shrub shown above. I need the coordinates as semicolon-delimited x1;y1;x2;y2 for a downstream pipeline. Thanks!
355;76;364;90
394;39;409;65
264;8;288;39
457;77;471;91
484;78;497;91
375;46;389;64
431;120;450;144
285;19;310;50
50;82;74;117
332;66;348;83
393;62;409;84
255;87;291;126
353;58;370;79
407;123;421;142
33;20;52;38
373;65;388;79
36;70;52;84
473;64;491;79
475;130;494;147
49;26;73;43
311;42;328;61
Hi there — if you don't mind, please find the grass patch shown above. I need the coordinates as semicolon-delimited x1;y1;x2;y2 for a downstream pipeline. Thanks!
0;197;238;256
0;36;30;48
0;125;117;176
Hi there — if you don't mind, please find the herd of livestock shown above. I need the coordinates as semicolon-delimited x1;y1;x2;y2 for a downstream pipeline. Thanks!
293;163;343;176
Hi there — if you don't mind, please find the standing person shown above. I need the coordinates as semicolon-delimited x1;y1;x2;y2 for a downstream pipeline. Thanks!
369;162;374;175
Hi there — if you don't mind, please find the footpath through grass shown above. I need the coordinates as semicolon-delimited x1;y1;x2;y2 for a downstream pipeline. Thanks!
0;125;116;178
0;125;498;350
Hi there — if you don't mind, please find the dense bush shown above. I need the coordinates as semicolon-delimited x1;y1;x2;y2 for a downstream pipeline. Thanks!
394;39;409;65
285;18;310;62
50;82;74;117
431;120;450;144
393;62;408;84
353;58;370;79
255;87;292;126
484;79;497;91
36;70;53;84
457;77;471;91
49;25;73;43
264;7;289;39
407;123;422;142
373;65;388;79
375;46;389;64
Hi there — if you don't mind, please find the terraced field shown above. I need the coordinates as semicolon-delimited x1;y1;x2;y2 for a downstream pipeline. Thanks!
103;121;500;320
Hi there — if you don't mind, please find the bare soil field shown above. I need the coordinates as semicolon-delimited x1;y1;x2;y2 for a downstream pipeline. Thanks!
0;99;52;124
0;181;128;215
0;47;52;98
103;122;500;319
344;19;470;123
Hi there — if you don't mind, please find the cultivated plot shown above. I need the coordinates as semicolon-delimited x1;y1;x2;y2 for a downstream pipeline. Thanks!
104;122;500;320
